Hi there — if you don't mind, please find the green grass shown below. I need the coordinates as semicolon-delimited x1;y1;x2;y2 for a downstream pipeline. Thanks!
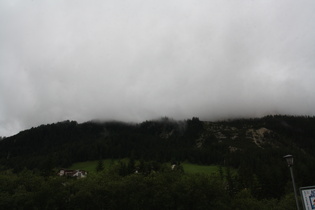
69;159;224;175
69;159;132;172
69;160;98;171
182;163;220;174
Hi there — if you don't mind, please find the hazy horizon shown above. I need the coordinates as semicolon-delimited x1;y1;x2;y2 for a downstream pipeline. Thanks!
1;0;315;137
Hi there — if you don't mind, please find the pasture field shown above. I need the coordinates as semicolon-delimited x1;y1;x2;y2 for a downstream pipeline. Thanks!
69;159;124;172
181;163;220;174
69;159;223;175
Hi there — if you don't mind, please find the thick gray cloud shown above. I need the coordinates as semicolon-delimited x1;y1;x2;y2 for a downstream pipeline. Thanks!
1;0;315;136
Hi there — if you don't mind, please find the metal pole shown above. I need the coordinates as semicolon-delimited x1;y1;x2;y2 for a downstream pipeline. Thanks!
289;166;300;210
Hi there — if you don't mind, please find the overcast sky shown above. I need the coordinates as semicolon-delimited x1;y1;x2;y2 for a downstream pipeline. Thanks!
1;0;315;137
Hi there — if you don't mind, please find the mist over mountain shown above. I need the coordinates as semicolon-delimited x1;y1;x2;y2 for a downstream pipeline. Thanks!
1;0;315;137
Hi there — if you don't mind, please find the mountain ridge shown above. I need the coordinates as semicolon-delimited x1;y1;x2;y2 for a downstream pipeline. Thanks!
1;115;315;199
1;115;314;166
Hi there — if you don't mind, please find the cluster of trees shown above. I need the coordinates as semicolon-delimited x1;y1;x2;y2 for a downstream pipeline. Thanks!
0;164;297;210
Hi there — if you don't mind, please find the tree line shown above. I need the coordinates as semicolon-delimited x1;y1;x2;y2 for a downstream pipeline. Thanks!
0;163;298;210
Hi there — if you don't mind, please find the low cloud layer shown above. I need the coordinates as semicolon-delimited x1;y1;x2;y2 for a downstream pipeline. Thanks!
1;0;315;136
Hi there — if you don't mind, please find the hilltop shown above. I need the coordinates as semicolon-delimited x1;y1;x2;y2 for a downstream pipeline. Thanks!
0;115;315;199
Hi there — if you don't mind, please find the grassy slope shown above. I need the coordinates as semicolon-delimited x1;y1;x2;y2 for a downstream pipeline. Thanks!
69;159;221;175
181;163;220;174
69;159;120;172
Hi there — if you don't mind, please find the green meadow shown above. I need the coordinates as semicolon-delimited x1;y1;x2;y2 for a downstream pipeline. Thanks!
69;159;119;172
181;162;220;174
69;159;222;175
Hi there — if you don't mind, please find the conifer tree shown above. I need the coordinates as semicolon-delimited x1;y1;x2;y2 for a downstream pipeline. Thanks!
96;158;104;172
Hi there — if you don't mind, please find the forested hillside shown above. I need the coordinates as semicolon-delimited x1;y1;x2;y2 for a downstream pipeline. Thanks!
0;115;315;207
